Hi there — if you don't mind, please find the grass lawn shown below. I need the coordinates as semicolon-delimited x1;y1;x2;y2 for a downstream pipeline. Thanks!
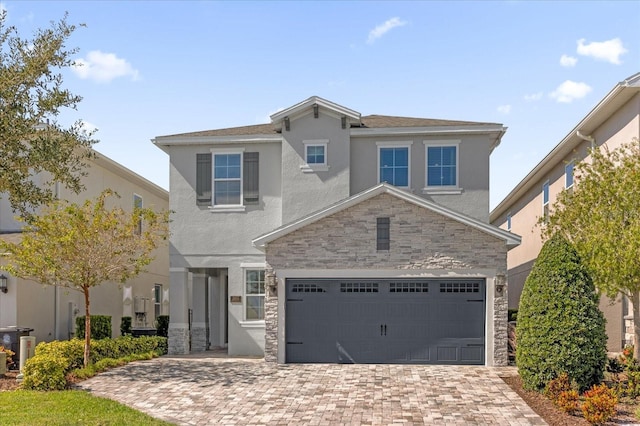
0;390;172;425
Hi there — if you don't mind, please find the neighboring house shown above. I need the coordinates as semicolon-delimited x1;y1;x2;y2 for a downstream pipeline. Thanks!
0;151;170;344
490;72;640;353
153;96;521;366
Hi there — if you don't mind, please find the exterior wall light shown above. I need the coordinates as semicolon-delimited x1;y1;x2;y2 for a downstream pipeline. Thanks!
0;274;7;294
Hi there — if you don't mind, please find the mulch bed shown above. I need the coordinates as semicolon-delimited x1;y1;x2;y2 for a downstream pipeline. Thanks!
501;374;638;425
0;371;20;391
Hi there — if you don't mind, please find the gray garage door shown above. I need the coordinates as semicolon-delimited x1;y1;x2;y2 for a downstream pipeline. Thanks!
286;278;485;364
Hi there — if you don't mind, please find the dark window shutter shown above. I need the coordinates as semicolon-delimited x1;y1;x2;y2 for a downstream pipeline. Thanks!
196;153;212;205
243;152;259;204
377;217;390;250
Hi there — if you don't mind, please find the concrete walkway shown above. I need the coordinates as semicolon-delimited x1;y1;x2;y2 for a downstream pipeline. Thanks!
75;355;546;425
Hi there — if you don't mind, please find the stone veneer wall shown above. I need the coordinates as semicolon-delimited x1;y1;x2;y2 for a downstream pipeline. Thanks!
264;193;509;364
168;327;190;355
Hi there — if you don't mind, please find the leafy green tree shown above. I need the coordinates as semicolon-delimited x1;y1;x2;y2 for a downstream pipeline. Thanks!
543;139;640;358
517;233;607;392
0;11;96;217
0;190;169;367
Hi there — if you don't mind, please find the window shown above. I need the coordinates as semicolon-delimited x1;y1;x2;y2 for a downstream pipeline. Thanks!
197;151;260;207
302;140;329;172
565;161;574;190
378;145;410;187
133;194;143;235
214;153;242;206
154;284;162;318
377;217;390;250
245;269;265;320
506;213;512;232
542;181;550;223
426;145;457;187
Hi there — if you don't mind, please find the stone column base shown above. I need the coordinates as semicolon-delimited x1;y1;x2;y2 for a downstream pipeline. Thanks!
191;325;207;352
168;327;190;355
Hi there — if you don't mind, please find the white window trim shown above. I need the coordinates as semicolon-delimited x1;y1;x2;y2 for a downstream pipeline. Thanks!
376;141;413;189
565;161;574;190
210;148;246;212
301;139;330;173
422;140;462;194
243;267;266;322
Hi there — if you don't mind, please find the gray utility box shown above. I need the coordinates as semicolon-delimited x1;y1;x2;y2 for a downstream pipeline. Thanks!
0;327;33;370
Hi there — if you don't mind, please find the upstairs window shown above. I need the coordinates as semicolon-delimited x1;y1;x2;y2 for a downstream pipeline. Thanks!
214;153;242;205
565;161;574;191
196;151;259;207
302;139;329;172
378;145;410;187
426;145;457;187
133;194;143;235
506;213;512;232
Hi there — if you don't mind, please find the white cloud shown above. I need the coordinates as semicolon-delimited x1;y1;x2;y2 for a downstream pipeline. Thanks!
524;92;543;102
367;17;407;44
72;50;140;83
258;107;285;124
549;80;592;103
497;105;512;114
560;54;577;67
577;38;627;65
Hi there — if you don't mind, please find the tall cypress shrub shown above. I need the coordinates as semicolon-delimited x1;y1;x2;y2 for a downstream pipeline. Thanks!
516;233;607;392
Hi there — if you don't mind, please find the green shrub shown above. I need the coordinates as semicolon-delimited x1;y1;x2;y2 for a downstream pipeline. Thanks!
76;315;112;340
516;234;607;392
581;384;617;425
156;315;169;337
35;339;85;370
120;316;132;336
22;354;68;391
508;309;518;322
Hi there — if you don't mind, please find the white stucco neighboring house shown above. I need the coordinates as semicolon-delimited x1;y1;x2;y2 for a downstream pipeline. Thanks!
153;96;521;366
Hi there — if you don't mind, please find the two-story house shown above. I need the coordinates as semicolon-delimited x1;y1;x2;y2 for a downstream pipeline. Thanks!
0;150;169;344
153;96;520;366
491;72;640;353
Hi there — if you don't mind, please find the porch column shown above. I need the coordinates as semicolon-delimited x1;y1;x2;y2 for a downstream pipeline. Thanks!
168;267;190;355
191;273;207;352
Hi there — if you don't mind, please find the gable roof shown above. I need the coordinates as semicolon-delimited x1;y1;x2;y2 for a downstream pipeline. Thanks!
252;183;521;250
152;96;505;149
490;72;640;221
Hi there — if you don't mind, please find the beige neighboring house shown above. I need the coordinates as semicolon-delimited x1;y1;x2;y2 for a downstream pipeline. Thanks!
0;150;169;345
490;72;640;353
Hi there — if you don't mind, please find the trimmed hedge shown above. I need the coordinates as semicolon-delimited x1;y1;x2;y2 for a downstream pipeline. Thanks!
23;336;167;390
75;315;112;340
516;234;607;392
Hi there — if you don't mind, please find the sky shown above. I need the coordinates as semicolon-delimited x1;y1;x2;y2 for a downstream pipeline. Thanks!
1;1;639;209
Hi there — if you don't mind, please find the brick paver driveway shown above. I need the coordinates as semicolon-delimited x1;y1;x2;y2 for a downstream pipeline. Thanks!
76;355;545;425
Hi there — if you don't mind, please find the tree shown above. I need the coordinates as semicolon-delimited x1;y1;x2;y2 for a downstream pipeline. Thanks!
0;190;169;367
517;233;607;392
543;138;640;358
0;11;96;217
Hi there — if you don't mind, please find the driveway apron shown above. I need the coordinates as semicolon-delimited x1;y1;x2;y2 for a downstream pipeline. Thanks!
76;356;546;425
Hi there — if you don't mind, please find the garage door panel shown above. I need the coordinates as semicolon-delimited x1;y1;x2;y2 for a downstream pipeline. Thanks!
286;278;485;365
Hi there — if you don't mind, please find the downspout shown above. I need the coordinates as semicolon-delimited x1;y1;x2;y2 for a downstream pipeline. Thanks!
576;131;595;149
